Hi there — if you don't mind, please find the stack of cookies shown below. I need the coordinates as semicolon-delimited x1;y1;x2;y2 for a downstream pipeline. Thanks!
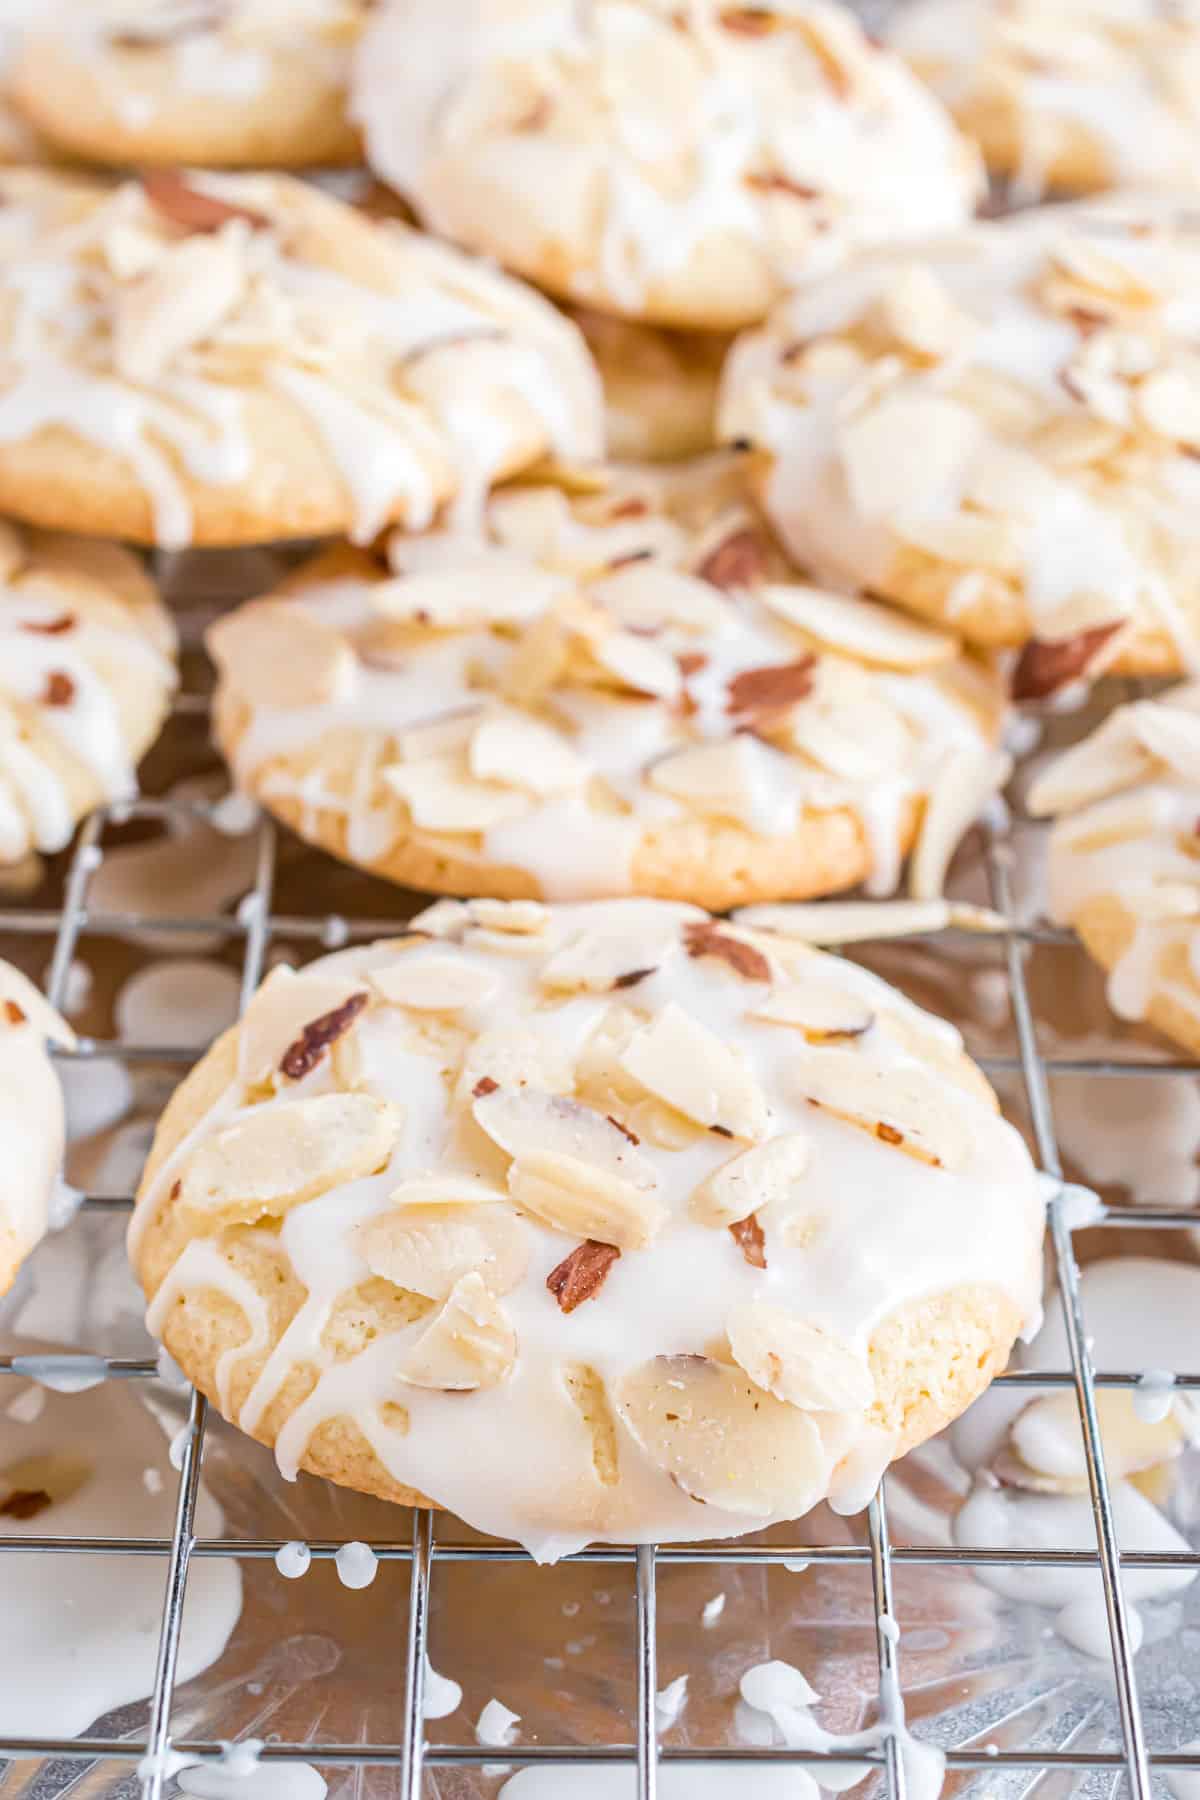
8;0;1199;1552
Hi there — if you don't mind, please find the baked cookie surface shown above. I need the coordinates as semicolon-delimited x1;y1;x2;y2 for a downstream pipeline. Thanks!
0;522;176;863
14;0;369;169
0;168;603;550
1029;683;1200;1055
720;199;1200;685
567;308;729;463
131;898;1046;1549
889;0;1200;197
0;961;72;1296
352;0;982;331
207;460;1010;910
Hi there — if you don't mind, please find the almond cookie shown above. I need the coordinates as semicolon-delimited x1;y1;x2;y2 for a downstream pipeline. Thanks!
131;898;1046;1550
720;199;1200;686
13;0;369;170
0;522;176;863
567;308;730;463
1028;684;1200;1056
888;0;1200;198
207;459;1010;911
0;962;72;1294
352;0;982;332
0;169;604;550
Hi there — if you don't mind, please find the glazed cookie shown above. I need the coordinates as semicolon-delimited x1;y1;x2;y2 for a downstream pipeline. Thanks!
13;0;369;170
720;200;1200;687
567;308;729;463
0;168;604;550
0;961;72;1295
352;0;982;332
0;522;176;863
131;898;1045;1549
889;0;1200;198
207;460;1011;910
1028;684;1200;1056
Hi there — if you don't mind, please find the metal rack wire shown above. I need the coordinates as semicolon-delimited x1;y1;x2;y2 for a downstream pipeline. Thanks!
3;753;1200;1800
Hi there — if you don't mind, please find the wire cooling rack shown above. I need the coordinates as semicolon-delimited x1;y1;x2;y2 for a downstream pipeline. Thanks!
3;701;1200;1800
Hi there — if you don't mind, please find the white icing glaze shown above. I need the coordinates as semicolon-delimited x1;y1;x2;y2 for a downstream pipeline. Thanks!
0;169;603;548
132;898;1045;1554
211;468;1004;903
0;1339;242;1736
719;198;1200;661
738;1656;942;1800
423;1655;462;1719
477;1696;521;1747
179;1758;327;1800
501;1769;813;1798
0;960;72;1293
353;0;980;327
1029;682;1200;1037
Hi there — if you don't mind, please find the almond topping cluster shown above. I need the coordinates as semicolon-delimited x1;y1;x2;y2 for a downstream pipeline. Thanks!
154;899;1019;1516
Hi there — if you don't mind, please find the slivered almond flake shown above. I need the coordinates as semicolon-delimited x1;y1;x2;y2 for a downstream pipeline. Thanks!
589;629;682;700
590;563;729;634
727;1306;875;1411
369;955;497;1012
546;1239;621;1311
386;1173;508;1208
174;1093;403;1230
618;1001;769;1140
614;1355;827;1514
371;560;563;630
141;170;269;233
648;734;787;830
691;1132;810;1227
468;711;587;796
279;991;369;1081
232;968;366;1087
733;899;1007;942
1011;621;1126;701
358;1201;528;1300
456;1026;576;1105
696;527;771;591
114;233;246;384
760;584;955;670
508;1150;667;1248
21;614;74;636
467;898;549;934
792;1049;972;1170
728;1213;766;1268
382;759;530;832
999;1390;1184;1494
750;979;873;1041
397;1272;515;1390
473;1088;659;1189
682;920;772;982
719;6;777;33
726;657;816;721
42;672;74;707
207;602;355;709
541;917;681;993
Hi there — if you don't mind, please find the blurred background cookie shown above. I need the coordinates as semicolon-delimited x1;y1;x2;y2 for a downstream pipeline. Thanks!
720;196;1200;687
14;0;371;169
353;0;983;330
207;457;1009;909
0;168;603;548
0;961;72;1295
567;307;729;462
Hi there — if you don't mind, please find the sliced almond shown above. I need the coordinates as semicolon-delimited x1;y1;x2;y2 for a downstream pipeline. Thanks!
648;735;793;833
836;395;981;530
589;563;731;635
474;1087;658;1188
468;710;587;795
1011;622;1127;701
546;1239;621;1312
455;1025;576;1106
358;1201;528;1300
371;558;564;629
727;1306;876;1412
613;1355;828;1515
1136;360;1200;449
467;898;549;934
397;709;481;762
874;263;975;362
750;979;874;1041
618;1001;769;1141
173;1093;403;1230
540;917;682;993
683;919;773;982
589;629;682;701
113;233;246;385
396;1272;515;1390
792;1047;972;1170
382;758;530;832
1026;707;1153;817
760;584;956;671
207;602;356;709
508;1150;666;1248
895;509;1024;574
239;972;376;1080
1131;700;1200;783
691;1132;811;1228
369;954;497;1012
386;1173;509;1208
